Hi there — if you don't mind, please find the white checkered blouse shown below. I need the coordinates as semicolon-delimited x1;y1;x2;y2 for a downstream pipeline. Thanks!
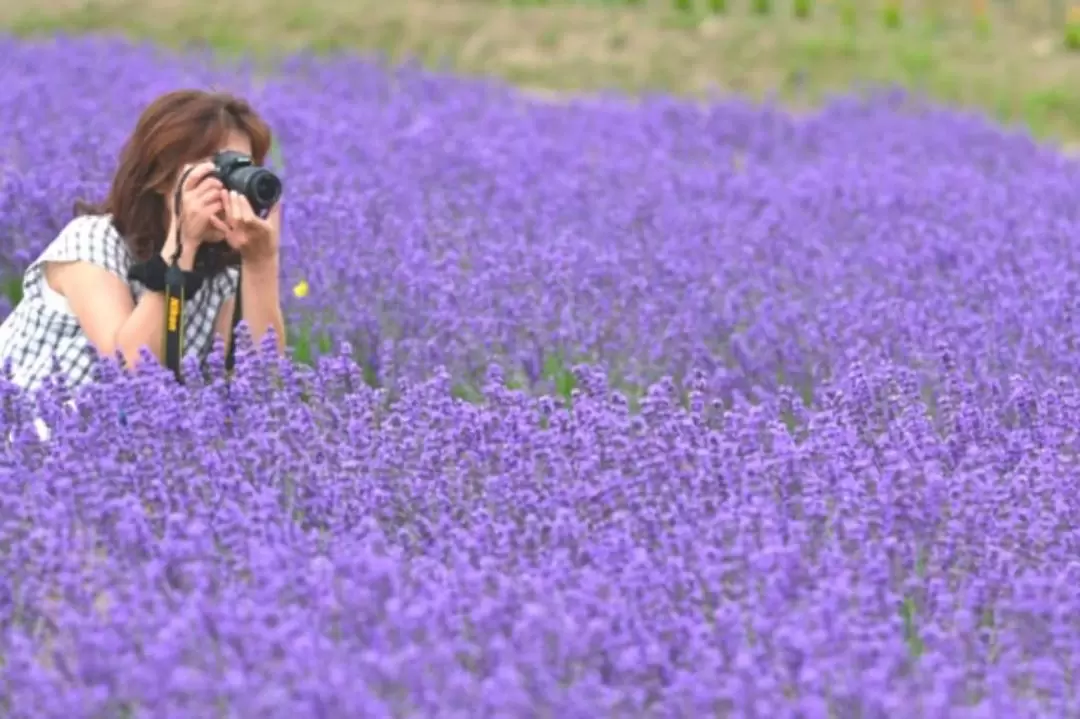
0;214;238;392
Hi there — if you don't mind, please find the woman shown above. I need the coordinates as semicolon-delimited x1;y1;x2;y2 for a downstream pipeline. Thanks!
0;89;286;393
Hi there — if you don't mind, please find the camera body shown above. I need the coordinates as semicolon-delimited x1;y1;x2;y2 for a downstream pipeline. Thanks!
210;151;282;218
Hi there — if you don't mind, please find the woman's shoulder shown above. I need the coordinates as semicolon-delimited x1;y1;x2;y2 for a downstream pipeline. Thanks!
38;213;131;272
56;213;123;244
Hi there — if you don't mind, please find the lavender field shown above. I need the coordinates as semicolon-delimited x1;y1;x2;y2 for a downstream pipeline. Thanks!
3;35;1080;717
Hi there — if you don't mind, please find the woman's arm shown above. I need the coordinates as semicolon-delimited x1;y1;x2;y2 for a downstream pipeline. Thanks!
52;162;228;370
49;237;200;368
214;195;287;355
214;256;286;354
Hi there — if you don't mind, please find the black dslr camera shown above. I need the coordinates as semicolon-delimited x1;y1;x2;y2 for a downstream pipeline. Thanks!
211;151;282;218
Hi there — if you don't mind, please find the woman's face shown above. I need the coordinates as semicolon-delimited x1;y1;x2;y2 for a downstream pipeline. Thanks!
167;128;254;243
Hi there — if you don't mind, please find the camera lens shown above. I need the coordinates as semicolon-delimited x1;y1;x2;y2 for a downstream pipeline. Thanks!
250;171;282;206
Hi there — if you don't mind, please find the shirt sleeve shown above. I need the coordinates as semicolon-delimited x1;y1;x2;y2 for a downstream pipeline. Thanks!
28;215;130;281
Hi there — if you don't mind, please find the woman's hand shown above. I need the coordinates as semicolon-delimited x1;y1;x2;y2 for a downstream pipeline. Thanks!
164;162;230;265
220;190;280;265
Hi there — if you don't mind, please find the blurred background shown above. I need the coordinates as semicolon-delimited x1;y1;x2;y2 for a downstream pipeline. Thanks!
1;0;1078;141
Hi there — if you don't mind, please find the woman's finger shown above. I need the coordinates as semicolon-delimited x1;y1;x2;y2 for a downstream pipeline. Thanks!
229;191;245;225
236;193;256;224
193;197;224;219
267;200;282;228
181;162;217;192
181;184;221;215
225;230;247;250
189;204;223;236
188;182;224;208
208;214;231;236
212;187;227;224
192;176;224;195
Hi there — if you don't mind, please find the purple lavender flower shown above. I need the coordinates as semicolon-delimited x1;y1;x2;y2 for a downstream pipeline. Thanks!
1;35;1079;718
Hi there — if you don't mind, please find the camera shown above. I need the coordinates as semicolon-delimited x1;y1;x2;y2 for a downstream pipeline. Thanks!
211;151;282;217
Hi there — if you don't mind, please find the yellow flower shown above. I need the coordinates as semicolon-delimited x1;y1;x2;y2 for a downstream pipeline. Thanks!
292;280;309;299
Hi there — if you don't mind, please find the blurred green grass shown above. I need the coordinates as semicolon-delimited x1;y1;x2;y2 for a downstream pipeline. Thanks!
2;0;1080;142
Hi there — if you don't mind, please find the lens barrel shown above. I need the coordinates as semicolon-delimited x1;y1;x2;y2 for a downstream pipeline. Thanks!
212;152;282;216
225;165;282;215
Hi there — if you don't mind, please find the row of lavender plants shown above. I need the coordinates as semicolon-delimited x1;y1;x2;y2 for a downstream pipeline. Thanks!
2;35;1080;716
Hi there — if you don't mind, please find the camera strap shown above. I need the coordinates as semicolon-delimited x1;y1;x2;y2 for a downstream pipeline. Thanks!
162;262;186;380
224;270;242;374
165;166;244;383
162;267;243;381
163;165;196;382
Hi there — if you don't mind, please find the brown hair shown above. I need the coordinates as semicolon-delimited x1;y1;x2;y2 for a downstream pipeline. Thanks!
76;89;273;273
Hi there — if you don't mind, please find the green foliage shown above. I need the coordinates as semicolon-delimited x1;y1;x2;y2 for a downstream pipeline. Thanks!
793;0;811;19
900;595;925;659
451;382;485;404
707;0;726;14
839;1;857;30
542;352;577;401
287;320;332;367
673;0;693;12
882;2;901;30
1066;20;1080;51
2;276;21;307
446;352;577;407
752;0;770;15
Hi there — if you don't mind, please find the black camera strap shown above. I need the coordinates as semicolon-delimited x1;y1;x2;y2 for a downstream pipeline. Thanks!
162;263;186;379
163;166;195;382
165;166;243;382
224;270;242;373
